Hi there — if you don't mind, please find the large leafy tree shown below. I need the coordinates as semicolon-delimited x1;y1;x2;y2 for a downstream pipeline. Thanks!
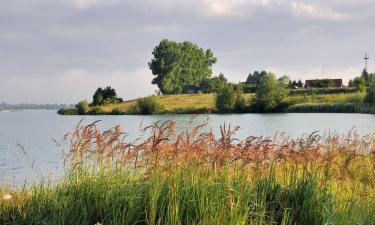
253;73;288;112
149;39;217;94
246;70;268;84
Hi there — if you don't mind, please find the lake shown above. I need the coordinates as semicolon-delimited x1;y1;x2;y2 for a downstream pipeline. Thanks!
1;110;375;185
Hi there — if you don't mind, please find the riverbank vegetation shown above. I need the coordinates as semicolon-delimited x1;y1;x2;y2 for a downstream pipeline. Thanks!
57;39;375;115
1;120;374;224
58;91;368;115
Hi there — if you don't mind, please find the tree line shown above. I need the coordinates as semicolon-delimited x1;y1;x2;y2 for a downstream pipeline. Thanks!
70;39;375;114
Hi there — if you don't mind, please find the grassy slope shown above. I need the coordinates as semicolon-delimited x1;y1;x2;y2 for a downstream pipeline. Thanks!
97;92;364;114
100;93;254;113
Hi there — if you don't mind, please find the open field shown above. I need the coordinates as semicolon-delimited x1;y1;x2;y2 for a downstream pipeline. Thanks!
89;92;365;114
1;120;375;224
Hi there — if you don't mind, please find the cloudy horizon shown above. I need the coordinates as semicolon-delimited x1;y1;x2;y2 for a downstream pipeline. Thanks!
1;0;374;104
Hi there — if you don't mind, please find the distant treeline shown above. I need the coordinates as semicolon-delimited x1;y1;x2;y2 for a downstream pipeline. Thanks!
0;103;73;110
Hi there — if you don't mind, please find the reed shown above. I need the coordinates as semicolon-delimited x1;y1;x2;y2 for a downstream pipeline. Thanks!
1;119;374;225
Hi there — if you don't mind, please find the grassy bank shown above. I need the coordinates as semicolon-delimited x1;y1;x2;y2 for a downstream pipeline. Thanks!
1;120;375;224
58;92;366;115
286;102;375;113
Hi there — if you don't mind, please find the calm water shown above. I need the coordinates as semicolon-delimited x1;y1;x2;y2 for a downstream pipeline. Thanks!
1;110;375;185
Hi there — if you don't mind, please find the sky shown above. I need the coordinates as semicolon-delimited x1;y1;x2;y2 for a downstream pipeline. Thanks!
1;0;374;104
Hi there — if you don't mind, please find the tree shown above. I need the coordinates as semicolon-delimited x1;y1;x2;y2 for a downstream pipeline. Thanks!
246;70;267;85
216;84;235;112
348;79;353;87
234;83;246;112
278;75;291;87
365;75;375;103
76;100;90;115
149;39;217;94
199;73;228;93
361;69;370;84
93;88;104;105
297;79;304;88
353;77;366;92
92;86;122;106
252;73;287;112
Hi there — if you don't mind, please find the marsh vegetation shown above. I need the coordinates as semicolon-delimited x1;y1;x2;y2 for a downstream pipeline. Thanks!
1;119;374;224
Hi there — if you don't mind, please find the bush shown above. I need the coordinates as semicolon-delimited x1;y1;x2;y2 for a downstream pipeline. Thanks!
215;84;235;112
110;108;124;115
233;84;247;112
88;106;106;115
136;97;163;115
75;100;90;115
252;73;287;112
365;76;375;103
57;108;78;115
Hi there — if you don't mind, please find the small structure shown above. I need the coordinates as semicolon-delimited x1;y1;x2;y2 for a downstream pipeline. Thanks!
182;84;200;94
305;79;343;88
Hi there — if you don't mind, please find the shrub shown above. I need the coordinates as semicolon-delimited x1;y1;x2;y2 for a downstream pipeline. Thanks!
252;73;287;112
57;108;78;115
75;100;90;115
215;84;235;112
111;108;124;115
136;97;163;115
354;77;366;92
233;84;247;112
88;106;106;115
365;75;375;103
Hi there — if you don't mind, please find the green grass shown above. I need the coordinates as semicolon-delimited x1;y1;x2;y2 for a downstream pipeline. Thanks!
57;91;366;115
1;120;375;224
286;102;375;113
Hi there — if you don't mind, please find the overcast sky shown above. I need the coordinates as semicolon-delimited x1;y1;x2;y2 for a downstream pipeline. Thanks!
1;0;374;103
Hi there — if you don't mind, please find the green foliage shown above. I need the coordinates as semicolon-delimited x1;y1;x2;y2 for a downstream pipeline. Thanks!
149;39;217;94
361;69;370;84
200;73;228;93
88;106;106;115
75;100;90;115
353;77;366;92
289;87;358;96
57;108;78;115
365;75;375;103
234;83;247;112
136;97;163;115
93;86;122;106
215;84;235;112
111;108;124;115
246;70;267;84
307;79;338;88
252;73;287;112
286;92;365;106
286;102;375;113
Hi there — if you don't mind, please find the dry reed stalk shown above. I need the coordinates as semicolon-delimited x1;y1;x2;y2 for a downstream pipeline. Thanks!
56;117;374;187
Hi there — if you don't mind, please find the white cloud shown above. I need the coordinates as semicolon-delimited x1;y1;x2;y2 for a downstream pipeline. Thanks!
0;68;156;103
71;0;116;10
290;1;351;21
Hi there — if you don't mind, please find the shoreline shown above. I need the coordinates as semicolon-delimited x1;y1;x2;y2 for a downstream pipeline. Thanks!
58;102;375;115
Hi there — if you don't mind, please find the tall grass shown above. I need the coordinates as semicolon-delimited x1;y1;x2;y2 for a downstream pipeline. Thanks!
1;119;375;224
285;92;365;106
286;102;375;113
